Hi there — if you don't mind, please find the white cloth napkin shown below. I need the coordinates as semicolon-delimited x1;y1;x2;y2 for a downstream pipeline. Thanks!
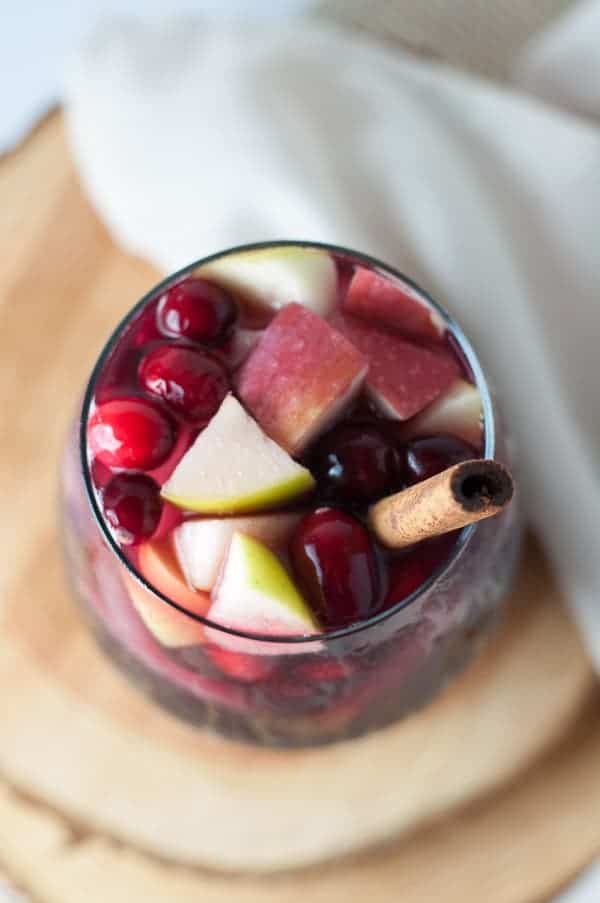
66;8;600;669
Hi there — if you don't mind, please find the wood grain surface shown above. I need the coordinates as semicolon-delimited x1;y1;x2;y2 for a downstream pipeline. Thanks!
1;114;600;901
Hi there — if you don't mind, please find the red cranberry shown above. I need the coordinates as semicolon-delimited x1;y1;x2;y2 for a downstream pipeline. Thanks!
156;278;237;344
138;344;229;425
309;422;400;505
291;508;380;629
88;398;175;470
404;435;476;485
102;473;162;545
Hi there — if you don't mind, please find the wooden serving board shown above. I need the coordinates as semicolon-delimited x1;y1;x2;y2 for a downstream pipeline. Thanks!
1;114;600;901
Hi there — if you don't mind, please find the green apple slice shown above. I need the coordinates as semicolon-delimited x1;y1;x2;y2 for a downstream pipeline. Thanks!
206;532;321;654
196;245;337;317
161;394;315;514
175;512;301;592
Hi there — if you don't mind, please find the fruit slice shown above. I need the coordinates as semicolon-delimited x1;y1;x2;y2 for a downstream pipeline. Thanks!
161;394;314;513
330;312;459;421
206;533;321;655
398;379;483;447
343;267;444;340
237;303;368;454
175;512;301;591
196;245;337;317
124;538;209;647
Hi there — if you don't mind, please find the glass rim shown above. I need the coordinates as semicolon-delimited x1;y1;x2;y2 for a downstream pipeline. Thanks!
79;239;496;646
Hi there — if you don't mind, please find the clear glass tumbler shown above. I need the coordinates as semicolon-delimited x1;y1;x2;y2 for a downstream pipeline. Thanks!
60;241;521;748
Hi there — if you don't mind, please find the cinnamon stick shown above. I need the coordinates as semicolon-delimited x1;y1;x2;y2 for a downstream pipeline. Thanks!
368;459;514;549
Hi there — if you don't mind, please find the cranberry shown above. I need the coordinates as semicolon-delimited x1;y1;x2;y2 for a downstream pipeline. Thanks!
383;534;459;608
156;278;237;344
404;435;476;485
102;473;162;545
291;508;380;629
138;344;229;425
309;422;400;505
88;398;175;470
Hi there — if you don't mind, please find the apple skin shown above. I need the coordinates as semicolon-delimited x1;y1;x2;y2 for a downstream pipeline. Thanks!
343;266;445;340
397;379;484;449
161;394;315;514
330;311;460;421
236;303;368;455
123;538;209;648
194;245;337;317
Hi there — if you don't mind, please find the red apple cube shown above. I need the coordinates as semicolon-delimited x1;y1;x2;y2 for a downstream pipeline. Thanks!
236;303;368;454
330;312;460;421
343;267;445;340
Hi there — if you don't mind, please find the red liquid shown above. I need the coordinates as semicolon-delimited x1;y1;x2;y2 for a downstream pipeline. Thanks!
61;244;519;747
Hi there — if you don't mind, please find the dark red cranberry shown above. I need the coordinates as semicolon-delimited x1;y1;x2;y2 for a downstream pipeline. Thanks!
291;508;380;629
88;398;175;470
383;533;459;608
156;278;237;344
404;435;476;485
309;422;401;505
102;473;162;545
138;344;229;425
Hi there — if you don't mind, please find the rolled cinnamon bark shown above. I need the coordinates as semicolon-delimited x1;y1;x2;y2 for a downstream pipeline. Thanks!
368;459;514;549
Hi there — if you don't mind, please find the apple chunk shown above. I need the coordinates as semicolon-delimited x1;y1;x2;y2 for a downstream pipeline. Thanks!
175;512;301;592
124;539;209;647
161;394;314;514
399;379;484;448
195;245;337;317
330;312;459;421
343;266;445;340
206;532;321;655
237;303;368;454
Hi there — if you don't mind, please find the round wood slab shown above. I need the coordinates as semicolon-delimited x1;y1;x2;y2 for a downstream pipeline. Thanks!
1;115;599;901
